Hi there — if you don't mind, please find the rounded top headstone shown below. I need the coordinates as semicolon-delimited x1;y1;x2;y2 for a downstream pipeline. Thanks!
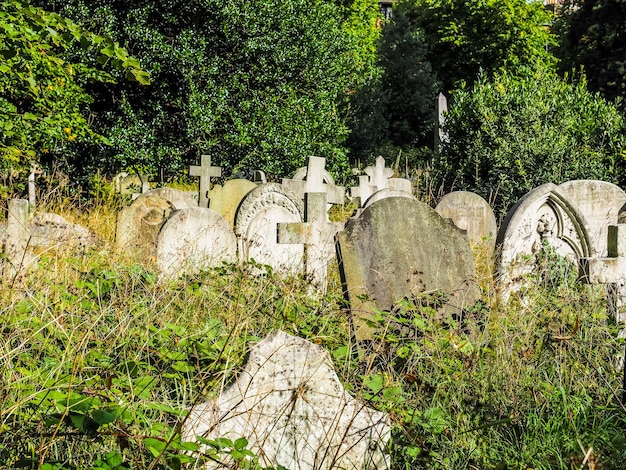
435;191;497;247
156;207;237;280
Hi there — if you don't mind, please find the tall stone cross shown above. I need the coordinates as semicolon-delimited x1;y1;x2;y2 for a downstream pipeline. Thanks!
580;224;626;402
189;154;221;208
281;156;345;205
278;157;345;289
350;156;412;206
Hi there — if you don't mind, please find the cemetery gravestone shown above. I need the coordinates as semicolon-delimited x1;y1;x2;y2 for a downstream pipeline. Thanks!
235;183;304;274
336;197;480;341
282;156;345;206
3;199;36;273
558;180;626;256
190;154;222;208
114;172;151;196
278;157;346;289
183;330;390;470
208;179;257;227
435;191;497;248
496;183;591;300
29;213;94;250
156;207;236;279
116;188;197;261
350;156;412;206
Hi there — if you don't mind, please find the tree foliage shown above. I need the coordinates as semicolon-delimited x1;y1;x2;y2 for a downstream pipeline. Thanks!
346;6;439;165
434;70;626;216
556;0;626;104
36;0;376;180
0;0;147;194
400;0;557;92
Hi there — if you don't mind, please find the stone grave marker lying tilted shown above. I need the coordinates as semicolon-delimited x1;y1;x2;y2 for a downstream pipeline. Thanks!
336;196;481;341
182;330;390;470
1;199;95;276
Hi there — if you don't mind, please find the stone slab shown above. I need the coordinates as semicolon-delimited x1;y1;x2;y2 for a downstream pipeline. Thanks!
183;330;390;470
435;191;497;247
208;179;257;228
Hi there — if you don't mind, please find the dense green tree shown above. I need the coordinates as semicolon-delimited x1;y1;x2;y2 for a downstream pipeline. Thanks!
400;0;557;92
346;7;439;165
434;70;626;216
556;0;626;104
36;0;376;180
0;0;147;196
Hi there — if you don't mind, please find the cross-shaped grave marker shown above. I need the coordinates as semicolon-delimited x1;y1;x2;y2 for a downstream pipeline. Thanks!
189;154;222;208
282;156;345;205
349;156;412;206
580;224;626;402
278;157;345;289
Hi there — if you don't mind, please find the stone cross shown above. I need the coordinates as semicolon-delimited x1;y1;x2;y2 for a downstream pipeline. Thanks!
278;192;341;289
189;154;222;208
580;224;626;402
281;156;345;205
365;156;394;190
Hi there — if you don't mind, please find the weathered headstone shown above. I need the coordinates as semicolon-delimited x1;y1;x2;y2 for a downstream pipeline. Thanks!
435;191;498;248
189;154;222;208
581;224;626;325
156;207;237;279
28;164;42;208
336;197;480;341
183;330;390;470
29;213;94;250
208;179;257;227
558;180;626;256
496;183;591;300
114;172;151;196
435;92;449;150
363;187;415;208
3;199;36;273
116;194;175;261
235;183;304;274
136;187;197;210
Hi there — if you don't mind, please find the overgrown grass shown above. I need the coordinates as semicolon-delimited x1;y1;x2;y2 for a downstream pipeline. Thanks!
1;193;625;469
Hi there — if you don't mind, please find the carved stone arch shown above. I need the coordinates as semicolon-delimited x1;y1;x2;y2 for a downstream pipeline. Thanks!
496;183;591;300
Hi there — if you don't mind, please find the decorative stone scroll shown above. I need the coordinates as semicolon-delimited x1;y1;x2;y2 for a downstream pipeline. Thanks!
235;183;304;274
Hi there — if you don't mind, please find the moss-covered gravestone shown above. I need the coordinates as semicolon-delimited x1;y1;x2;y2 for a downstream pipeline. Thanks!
336;197;480;341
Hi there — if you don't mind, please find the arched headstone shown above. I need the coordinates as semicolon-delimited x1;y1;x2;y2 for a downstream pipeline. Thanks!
235;183;304;275
435;191;497;248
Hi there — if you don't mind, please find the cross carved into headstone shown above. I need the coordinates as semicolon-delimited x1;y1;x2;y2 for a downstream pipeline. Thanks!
189;154;222;208
281;156;345;205
580;224;626;402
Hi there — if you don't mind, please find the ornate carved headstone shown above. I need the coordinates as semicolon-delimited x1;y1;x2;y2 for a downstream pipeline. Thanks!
435;191;498;248
336;197;480;341
156;207;237;279
183;330;390;470
496;183;591;300
235;183;304;274
189;154;222;208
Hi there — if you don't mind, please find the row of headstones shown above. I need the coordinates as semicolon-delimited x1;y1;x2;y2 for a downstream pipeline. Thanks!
115;155;418;288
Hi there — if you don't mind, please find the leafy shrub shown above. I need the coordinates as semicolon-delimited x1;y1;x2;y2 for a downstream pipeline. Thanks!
434;70;626;217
